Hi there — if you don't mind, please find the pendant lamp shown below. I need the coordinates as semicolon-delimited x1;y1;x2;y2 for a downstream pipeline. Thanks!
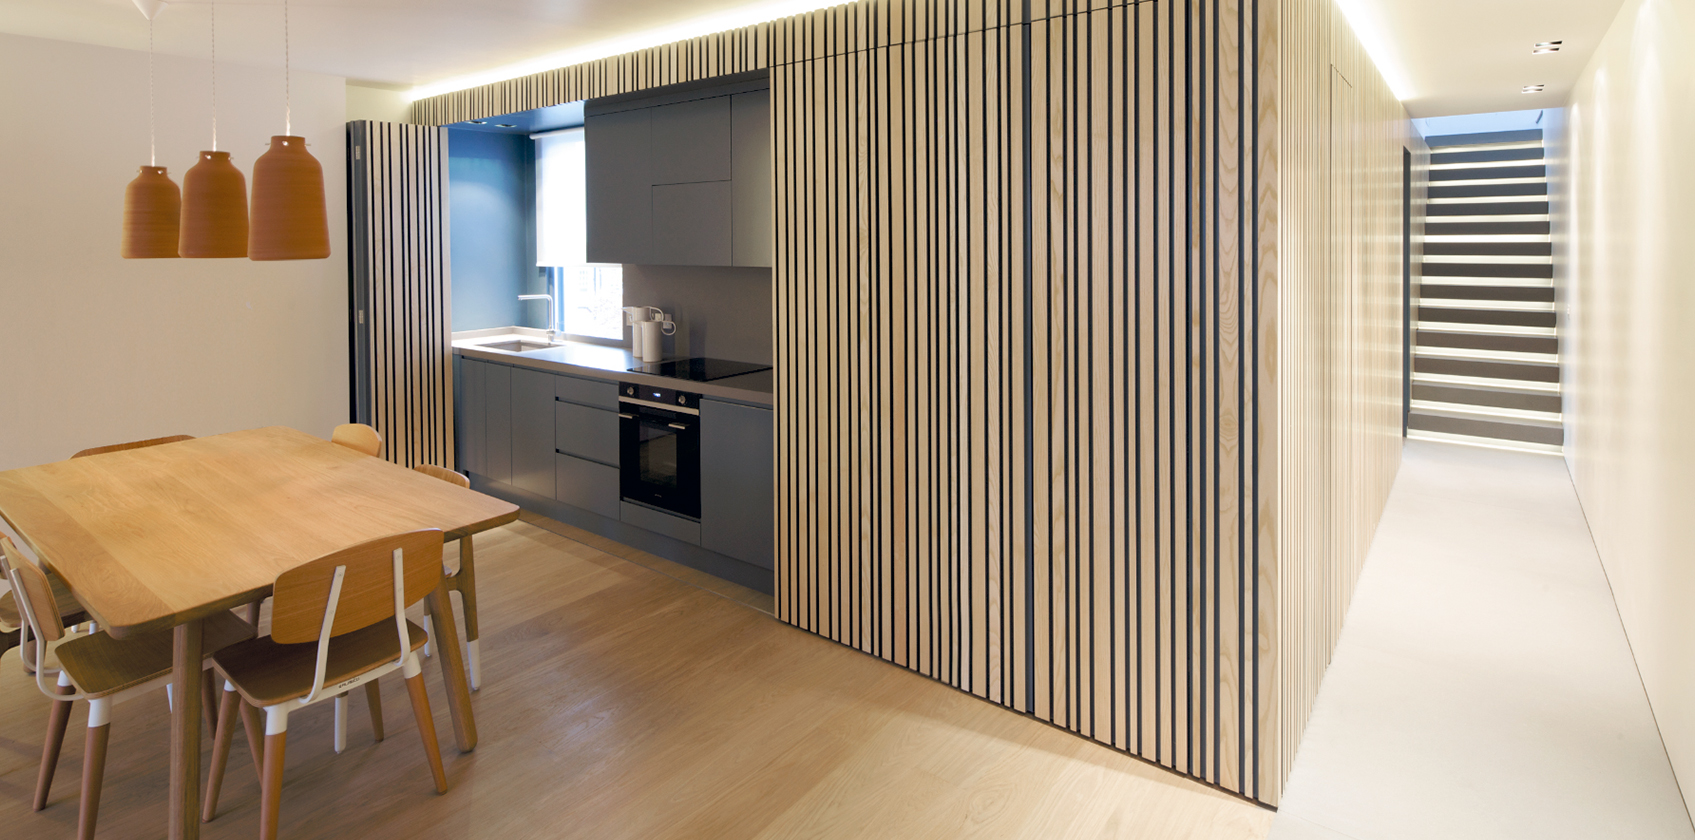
249;0;330;260
179;1;248;258
122;7;180;258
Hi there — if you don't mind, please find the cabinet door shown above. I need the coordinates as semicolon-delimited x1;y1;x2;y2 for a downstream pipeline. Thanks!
731;90;772;268
455;356;482;476
585;108;652;264
482;362;512;484
651;181;733;266
699;400;774;568
650;97;732;186
510;367;556;498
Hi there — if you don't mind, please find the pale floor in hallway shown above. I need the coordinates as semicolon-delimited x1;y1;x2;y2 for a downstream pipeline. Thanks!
0;512;1268;839
1272;440;1692;840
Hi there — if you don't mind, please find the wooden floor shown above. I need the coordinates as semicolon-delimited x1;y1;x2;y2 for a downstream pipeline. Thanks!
0;513;1273;839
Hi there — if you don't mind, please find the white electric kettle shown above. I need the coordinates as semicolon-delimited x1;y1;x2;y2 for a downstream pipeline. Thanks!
624;305;675;361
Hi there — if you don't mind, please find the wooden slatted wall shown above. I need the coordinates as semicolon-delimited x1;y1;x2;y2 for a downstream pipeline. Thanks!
1269;0;1416;800
347;121;456;470
408;0;1415;807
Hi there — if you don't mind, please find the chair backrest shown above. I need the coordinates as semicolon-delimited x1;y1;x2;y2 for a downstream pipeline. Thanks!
1;534;62;643
270;529;442;645
331;423;383;457
71;434;194;459
413;463;470;489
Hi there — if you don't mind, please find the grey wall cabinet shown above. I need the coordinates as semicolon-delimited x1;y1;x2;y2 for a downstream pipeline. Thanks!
510;367;557;498
585;80;769;268
700;400;774;568
585;107;652;265
731;90;772;267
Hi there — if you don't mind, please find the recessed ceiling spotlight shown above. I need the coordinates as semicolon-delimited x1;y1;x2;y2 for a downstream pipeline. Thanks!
1522;84;1546;93
468;120;488;125
495;123;517;128
1532;41;1563;54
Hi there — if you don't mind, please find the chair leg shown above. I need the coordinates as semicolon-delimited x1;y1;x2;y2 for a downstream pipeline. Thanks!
239;697;265;779
201;668;220;733
403;661;448;794
259;708;289;840
34;672;74;811
420;597;433;658
76;698;112;840
365;681;385;742
334;694;348;754
202;683;242;823
459;536;480;691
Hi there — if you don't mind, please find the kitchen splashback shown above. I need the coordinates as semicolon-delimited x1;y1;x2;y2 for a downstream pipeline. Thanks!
621;264;771;365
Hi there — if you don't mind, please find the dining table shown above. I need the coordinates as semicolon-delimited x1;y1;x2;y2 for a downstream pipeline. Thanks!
0;426;518;840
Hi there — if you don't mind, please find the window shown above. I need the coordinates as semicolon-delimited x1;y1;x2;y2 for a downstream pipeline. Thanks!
535;126;622;339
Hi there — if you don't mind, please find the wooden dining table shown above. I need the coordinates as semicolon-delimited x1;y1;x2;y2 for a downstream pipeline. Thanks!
0;426;518;840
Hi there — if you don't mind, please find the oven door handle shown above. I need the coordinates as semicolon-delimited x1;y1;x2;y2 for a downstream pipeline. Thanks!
666;422;689;430
618;413;636;419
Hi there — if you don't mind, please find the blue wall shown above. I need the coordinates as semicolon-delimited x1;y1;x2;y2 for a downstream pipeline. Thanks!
448;129;539;331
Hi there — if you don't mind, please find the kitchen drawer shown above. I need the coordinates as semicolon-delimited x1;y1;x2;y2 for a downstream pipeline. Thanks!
555;374;618;410
620;501;701;545
555;400;618;466
556;453;620;519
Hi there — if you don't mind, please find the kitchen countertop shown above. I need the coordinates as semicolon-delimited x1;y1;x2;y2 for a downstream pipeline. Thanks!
452;331;774;408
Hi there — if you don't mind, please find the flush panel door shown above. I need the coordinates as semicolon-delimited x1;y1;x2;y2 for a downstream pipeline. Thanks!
482;362;512;484
700;400;774;568
457;357;485;476
651;181;733;266
586;108;652;264
731;89;773;267
651;97;732;186
510;367;557;498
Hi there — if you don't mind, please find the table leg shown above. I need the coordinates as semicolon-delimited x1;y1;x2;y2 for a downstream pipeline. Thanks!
170;620;204;840
425;585;477;752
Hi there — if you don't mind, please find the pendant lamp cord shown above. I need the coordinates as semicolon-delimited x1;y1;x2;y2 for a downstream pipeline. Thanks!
148;17;156;166
210;1;218;152
284;0;291;137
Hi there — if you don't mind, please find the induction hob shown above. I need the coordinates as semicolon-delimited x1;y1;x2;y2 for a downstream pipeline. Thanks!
627;357;773;383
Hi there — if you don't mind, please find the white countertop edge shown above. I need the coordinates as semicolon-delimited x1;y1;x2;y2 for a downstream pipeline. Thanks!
452;332;774;408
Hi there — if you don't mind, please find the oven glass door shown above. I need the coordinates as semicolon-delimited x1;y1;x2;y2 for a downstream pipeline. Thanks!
619;405;701;519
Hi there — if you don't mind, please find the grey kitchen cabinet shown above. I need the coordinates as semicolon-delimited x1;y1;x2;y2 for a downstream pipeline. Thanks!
557;453;620;519
482;361;512;484
510;367;556;498
650;97;731;186
584;78;769;268
555;373;617;411
455;356;480;476
555;399;618;465
700;399;774;569
731;89;772;267
651;181;733;266
585;107;652;264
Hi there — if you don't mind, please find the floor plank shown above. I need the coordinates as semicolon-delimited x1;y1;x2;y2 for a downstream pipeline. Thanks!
1;518;1269;839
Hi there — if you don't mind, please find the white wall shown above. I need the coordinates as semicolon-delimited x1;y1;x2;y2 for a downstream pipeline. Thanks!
346;82;412;123
0;32;348;470
1557;0;1695;813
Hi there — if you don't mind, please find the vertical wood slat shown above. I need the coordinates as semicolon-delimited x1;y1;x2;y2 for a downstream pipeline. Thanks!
348;121;455;472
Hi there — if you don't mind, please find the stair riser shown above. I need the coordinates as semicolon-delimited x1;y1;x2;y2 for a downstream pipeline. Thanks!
1416;332;1558;355
1423;262;1553;279
1408;413;1564;446
1430;165;1546;181
1419;285;1555;303
1412;383;1562;413
1428;202;1549;216
1423;242;1551;257
1415;357;1560;383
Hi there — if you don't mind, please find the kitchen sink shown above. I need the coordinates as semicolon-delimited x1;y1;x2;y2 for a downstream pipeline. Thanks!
481;340;554;353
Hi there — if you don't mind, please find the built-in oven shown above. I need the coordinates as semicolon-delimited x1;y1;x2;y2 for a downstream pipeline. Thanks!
617;382;701;519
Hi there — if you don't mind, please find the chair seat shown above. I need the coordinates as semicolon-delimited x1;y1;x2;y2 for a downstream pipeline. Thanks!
213;619;428;707
56;610;256;698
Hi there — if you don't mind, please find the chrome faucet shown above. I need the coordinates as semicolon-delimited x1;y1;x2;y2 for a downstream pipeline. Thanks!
518;294;556;344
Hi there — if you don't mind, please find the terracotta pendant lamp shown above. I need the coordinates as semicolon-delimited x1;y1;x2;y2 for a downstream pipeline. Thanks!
179;1;249;258
121;4;180;258
249;0;330;260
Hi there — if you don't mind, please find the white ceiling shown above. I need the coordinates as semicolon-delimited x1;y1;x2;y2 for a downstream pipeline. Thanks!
1340;0;1628;117
0;0;1632;111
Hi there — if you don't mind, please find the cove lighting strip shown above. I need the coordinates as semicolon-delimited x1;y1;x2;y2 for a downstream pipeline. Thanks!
1333;0;1414;101
408;0;855;101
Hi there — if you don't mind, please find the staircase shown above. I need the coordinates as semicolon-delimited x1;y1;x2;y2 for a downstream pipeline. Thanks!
1409;128;1562;453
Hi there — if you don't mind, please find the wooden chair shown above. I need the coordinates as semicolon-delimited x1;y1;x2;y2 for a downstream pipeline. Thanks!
330;423;382;458
203;529;449;838
1;534;254;840
412;463;484;691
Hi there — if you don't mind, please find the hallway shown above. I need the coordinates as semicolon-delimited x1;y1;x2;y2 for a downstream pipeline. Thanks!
1271;441;1691;839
